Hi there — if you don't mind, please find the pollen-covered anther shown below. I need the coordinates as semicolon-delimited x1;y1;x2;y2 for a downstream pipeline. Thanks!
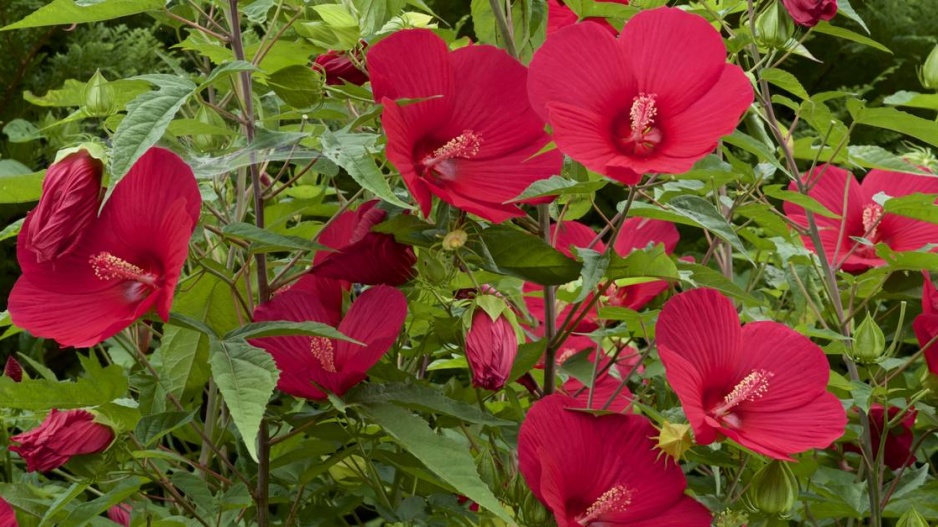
310;337;337;372
713;369;774;417
576;484;633;525
90;252;157;286
862;203;884;241
629;93;658;134
421;130;483;168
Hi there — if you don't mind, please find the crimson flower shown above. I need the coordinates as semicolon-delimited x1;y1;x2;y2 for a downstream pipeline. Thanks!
781;0;837;27
518;394;712;526
10;409;114;472
783;165;938;272
465;309;518;391
107;504;131;526
250;274;407;400
0;498;16;527
546;0;629;36
311;200;416;286
657;288;846;460
3;356;22;382
313;49;368;86
9;148;201;348
913;271;938;374
528;7;753;185
21;149;103;263
845;404;916;471
366;29;562;223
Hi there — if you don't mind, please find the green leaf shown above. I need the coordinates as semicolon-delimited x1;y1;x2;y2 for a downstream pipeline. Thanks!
199;60;257;90
883;90;938;111
347;382;511;426
510;175;607;201
0;364;127;410
222;221;328;253
883;193;938;225
0;160;43;203
835;0;869;33
847;145;931;174
605;244;679;282
109;75;196;181
0;218;23;241
1;0;163;30
761;68;810;100
764;184;840;219
848;103;938;149
664;195;753;264
135;411;196;446
470;225;582;285
266;65;323;108
319;129;412;209
813;21;891;54
352;0;406;35
3;119;42;142
225;321;358;343
574;249;610;303
358;403;512;522
209;339;279;461
677;261;760;306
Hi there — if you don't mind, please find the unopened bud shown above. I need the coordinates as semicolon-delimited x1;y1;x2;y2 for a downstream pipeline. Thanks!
3;356;22;382
81;70;117;118
465;309;518;391
898;507;929;527
756;1;794;49
192;105;229;152
655;421;693;463
920;45;938;91
521;489;552;526
850;314;886;364
746;461;798;516
442;229;468;251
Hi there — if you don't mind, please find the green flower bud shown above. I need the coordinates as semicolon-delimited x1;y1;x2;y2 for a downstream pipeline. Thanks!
521;489;552;527
476;449;499;491
81;70;117;118
850;314;886;364
920;45;938;91
192;105;229;152
897;506;929;527
746;461;798;516
442;229;468;251
755;1;794;49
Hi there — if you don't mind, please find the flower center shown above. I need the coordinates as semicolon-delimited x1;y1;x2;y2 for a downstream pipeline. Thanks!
710;369;773;427
90;252;158;287
419;130;483;182
862;203;884;243
575;484;633;525
614;93;662;158
310;336;337;373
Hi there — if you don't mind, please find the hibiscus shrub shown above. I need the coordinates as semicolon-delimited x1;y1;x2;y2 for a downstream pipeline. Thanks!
2;0;938;526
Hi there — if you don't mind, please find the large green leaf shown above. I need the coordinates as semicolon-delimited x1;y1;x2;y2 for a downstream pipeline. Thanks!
109;75;197;181
225;321;357;342
347;382;511;427
358;403;511;522
471;225;582;285
664;195;753;264
0;160;43;203
265;65;323;109
1;0;163;30
0;363;127;410
319;129;412;209
883;193;938;225
848;101;938;149
209;339;279;462
222;221;328;254
813;21;891;54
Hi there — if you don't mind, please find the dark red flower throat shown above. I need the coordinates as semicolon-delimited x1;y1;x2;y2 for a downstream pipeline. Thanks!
612;93;662;157
416;130;483;182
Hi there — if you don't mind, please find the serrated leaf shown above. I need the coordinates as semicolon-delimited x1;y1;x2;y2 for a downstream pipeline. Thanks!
848;102;938;148
135;411;196;446
573;248;609;303
109;75;196;181
225;320;358;343
347;382;511;426
222;221;329;253
665;195;753;264
320;129;412;209
847;145;931;174
510;175;607;201
209;339;279;461
0;364;127;410
883;193;938;225
470;225;582;285
266;64;323;108
358;403;512;522
1;0;163;30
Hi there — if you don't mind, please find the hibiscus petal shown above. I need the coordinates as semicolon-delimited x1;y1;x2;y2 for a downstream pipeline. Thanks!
378;99;435;217
863;170;938;253
544;102;619;178
613;217;679;255
367;29;454;108
736;392;847;461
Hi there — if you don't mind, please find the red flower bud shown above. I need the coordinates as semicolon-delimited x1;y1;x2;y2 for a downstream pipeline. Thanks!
780;0;837;27
313;50;369;86
9;409;114;472
107;504;131;526
22;150;103;263
465;309;518;391
3;356;22;382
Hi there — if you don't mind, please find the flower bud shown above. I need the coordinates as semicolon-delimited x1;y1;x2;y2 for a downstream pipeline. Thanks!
81;70;117;118
442;229;468;250
9;409;114;472
22;149;103;263
313;49;369;86
465;308;518;391
192;105;229;153
655;421;693;463
521;489;553;527
746;461;797;516
756;1;794;49
107;504;132;527
920;45;938;91
3;356;22;382
780;0;837;28
898;507;929;527
850;314;886;364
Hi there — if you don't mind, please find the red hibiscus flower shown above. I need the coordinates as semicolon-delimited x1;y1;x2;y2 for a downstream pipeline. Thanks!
9;148;201;348
518;394;712;526
0;497;16;527
528;7;753;185
313;48;368;86
783;165;938;273
561;350;636;413
107;504;132;526
311;200;416;286
657;288;846;460
9;409;115;472
913;271;938;374
366;29;562;223
21;149;103;263
845;404;916;471
465;308;518;391
546;0;629;36
250;274;407;400
781;0;837;27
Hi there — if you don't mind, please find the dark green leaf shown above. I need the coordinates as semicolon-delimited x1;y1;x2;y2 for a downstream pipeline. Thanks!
470;225;582;285
222;221;329;253
347;383;511;426
1;0;163;30
225;320;358;343
266;65;323;108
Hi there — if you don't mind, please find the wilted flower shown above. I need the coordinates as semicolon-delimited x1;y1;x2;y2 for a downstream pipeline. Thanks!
9;409;114;472
465;308;518;391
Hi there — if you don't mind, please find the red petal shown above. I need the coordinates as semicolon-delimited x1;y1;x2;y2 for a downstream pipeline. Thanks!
735;393;846;460
613;217;679;255
378;99;435;217
862;170;938;253
367;29;454;108
544;101;620;179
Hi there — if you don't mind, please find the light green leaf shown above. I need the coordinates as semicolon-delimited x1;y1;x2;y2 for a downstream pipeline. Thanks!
665;195;753;264
199;60;257;90
320;129;412;209
761;68;809;100
266;65;323;109
510;175;607;202
883;193;938;225
225;321;358;343
0;160;43;203
347;382;512;426
0;218;24;241
813;21;891;54
1;0;163;30
109;75;197;181
0;364;127;410
677;261;760;306
222;221;329;253
209;339;279;462
847;145;931;174
848;102;938;149
358;403;512;522
883;91;938;111
764;184;840;219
